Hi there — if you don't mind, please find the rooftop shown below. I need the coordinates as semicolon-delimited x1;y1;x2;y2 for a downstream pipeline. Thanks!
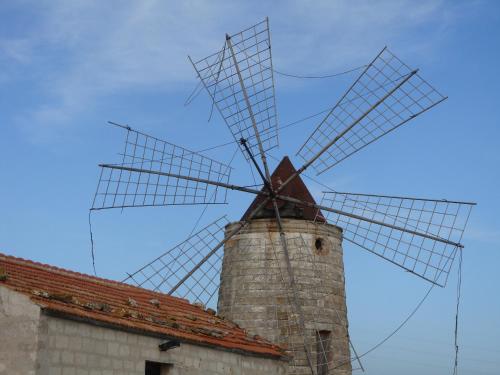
0;252;285;359
241;156;325;222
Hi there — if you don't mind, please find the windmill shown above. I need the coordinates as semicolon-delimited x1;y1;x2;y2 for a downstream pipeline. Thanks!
91;18;475;375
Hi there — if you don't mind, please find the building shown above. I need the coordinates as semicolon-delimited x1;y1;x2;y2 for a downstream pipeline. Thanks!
0;252;288;375
218;157;351;375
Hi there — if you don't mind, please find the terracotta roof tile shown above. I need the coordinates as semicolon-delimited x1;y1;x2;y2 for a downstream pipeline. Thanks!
0;252;286;359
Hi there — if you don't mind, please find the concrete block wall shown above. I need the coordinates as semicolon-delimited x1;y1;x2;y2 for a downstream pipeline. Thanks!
218;218;352;375
0;286;41;375
36;315;287;375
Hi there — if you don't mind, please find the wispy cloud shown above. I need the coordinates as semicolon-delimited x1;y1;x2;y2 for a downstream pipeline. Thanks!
464;226;500;247
1;0;471;142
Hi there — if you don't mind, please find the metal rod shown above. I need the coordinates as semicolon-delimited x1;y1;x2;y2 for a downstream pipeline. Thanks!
108;121;131;131
321;191;476;206
265;16;280;149
98;164;265;197
107;121;232;169
226;33;274;185
188;53;246;156
240;138;271;190
275;193;464;248
169;192;277;295
168;226;236;295
303;69;418;175
349;339;364;372
315;95;449;175
272;69;419;200
123;216;228;282
296;46;387;157
188;54;262;164
271;199;316;374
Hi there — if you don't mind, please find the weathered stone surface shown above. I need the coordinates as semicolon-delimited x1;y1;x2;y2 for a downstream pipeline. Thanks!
219;218;352;375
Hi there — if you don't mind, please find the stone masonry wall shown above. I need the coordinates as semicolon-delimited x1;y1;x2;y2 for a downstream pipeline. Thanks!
36;314;287;375
0;286;41;375
218;218;352;375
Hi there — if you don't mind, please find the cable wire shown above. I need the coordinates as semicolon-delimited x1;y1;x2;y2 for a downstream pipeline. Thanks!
273;64;367;79
88;210;97;275
184;80;203;106
333;284;435;369
186;146;239;236
453;248;463;375
195;106;333;154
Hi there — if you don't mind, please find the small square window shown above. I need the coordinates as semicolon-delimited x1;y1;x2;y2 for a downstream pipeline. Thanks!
145;361;172;375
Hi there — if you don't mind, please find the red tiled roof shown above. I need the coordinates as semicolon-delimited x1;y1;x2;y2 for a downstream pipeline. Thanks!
0;252;285;359
241;156;325;222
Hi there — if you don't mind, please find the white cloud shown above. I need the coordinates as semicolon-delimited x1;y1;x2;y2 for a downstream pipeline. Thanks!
2;0;472;141
464;226;500;247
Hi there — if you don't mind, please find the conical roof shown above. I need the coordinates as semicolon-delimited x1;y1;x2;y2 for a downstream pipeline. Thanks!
241;156;325;222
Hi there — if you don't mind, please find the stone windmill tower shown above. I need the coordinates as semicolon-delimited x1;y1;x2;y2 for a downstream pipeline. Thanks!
218;157;351;375
91;18;475;375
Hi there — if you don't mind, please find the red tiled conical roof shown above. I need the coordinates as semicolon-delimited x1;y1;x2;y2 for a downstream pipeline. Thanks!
241;156;325;222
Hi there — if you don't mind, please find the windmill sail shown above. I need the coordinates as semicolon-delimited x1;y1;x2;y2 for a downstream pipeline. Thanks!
123;216;229;307
296;47;447;175
189;18;279;159
318;191;474;286
91;124;232;210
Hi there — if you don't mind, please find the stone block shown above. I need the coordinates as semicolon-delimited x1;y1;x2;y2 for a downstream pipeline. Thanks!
219;218;351;375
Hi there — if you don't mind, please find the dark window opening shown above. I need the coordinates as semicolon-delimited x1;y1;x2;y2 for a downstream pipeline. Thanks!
145;361;172;375
316;330;332;375
315;237;329;255
315;238;323;251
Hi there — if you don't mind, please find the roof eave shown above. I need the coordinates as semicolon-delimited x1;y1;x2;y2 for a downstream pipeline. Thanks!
40;306;289;361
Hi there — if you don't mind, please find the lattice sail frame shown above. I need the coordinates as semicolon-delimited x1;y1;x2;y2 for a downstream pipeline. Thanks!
123;216;229;307
91;124;232;210
297;47;447;175
317;192;474;286
190;18;279;159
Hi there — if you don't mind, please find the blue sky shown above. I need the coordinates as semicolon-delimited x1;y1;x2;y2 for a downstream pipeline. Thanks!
1;1;499;374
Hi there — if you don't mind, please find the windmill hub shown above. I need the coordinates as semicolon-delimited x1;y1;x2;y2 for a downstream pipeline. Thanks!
241;156;327;222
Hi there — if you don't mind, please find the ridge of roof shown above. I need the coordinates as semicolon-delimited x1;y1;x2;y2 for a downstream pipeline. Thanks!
0;251;286;359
